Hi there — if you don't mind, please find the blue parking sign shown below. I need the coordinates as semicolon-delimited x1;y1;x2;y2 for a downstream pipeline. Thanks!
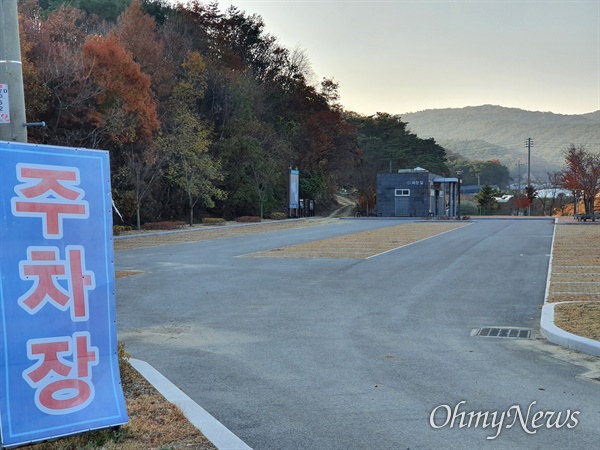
0;141;128;447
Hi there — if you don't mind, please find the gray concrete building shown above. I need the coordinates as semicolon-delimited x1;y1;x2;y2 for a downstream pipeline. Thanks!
377;168;460;217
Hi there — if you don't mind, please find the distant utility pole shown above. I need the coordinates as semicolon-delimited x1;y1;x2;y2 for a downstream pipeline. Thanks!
525;137;533;216
0;0;27;142
517;158;522;194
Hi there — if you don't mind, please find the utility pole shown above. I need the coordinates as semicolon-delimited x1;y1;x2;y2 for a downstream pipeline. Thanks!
525;138;533;216
517;159;522;194
0;0;27;142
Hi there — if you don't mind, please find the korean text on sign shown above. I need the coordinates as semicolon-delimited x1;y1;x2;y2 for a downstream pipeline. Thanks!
0;141;127;448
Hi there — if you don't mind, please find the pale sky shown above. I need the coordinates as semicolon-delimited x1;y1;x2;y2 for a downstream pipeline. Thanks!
218;0;599;116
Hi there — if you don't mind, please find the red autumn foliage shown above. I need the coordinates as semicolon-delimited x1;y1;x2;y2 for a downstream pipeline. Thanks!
83;34;159;145
112;0;174;98
514;196;531;210
560;145;600;215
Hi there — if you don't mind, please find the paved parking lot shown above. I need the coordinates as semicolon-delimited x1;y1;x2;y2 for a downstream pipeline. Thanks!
115;219;600;450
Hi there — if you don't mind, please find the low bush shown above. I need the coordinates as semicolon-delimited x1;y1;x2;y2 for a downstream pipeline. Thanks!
113;225;133;235
460;201;478;216
202;217;227;225
141;221;186;230
269;212;288;220
235;216;261;223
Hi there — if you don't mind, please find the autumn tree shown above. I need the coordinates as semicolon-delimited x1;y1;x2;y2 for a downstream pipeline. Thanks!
83;33;160;228
112;0;174;99
19;0;455;225
513;196;532;215
161;52;225;225
20;4;103;146
83;34;159;147
560;144;600;217
19;4;51;135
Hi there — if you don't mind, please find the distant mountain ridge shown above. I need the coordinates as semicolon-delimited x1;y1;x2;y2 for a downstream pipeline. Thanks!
401;105;600;175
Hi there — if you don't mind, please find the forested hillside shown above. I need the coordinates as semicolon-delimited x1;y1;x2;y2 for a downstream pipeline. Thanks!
18;0;449;226
402;105;600;175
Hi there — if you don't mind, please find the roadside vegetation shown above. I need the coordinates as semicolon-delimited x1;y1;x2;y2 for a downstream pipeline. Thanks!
20;0;451;227
20;1;597;224
28;343;216;449
464;145;600;217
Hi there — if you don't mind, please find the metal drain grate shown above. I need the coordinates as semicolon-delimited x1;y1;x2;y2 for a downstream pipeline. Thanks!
474;327;531;339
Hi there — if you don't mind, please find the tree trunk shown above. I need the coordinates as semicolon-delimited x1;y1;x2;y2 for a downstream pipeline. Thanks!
189;195;194;226
136;204;141;230
135;177;142;230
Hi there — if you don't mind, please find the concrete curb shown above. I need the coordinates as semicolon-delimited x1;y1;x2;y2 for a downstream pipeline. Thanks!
114;218;308;240
129;358;252;450
539;218;600;357
540;303;600;357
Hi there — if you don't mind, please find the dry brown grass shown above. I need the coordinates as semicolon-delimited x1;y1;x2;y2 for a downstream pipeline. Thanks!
28;349;216;450
116;270;144;278
246;222;471;259
547;225;600;303
549;223;600;344
554;303;600;342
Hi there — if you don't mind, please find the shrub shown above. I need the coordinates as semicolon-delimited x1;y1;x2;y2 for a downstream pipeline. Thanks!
269;212;288;220
202;217;227;225
235;216;261;223
113;225;133;235
141;221;186;230
460;200;478;216
117;341;135;384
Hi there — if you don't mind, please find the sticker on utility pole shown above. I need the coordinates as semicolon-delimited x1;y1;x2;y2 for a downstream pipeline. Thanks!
0;84;10;123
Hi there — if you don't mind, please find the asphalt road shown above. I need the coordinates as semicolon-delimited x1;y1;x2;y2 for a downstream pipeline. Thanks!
115;219;600;449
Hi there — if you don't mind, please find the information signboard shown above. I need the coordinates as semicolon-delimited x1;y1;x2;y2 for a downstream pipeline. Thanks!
0;84;10;123
289;169;299;209
0;141;128;447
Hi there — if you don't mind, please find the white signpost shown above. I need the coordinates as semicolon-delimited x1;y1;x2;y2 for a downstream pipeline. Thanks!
0;83;10;123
